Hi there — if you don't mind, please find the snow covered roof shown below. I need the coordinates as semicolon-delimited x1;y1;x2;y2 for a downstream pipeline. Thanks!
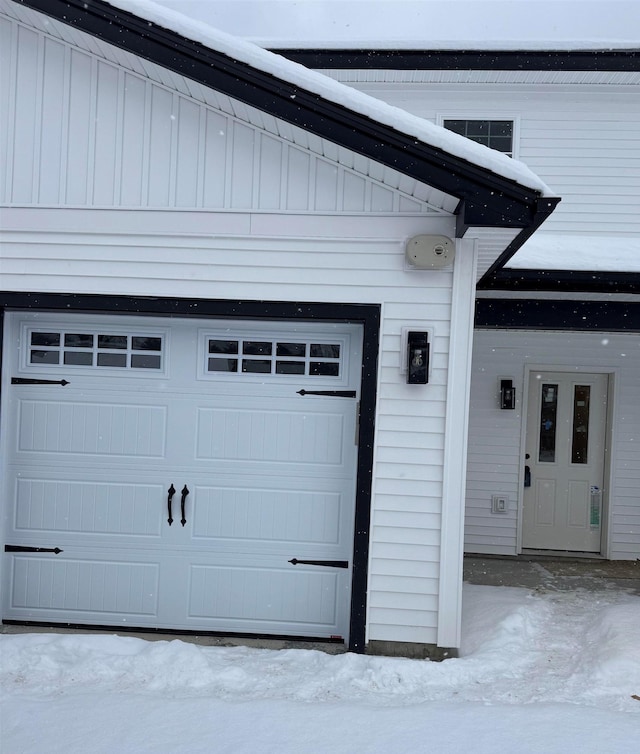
477;233;640;294
146;1;640;52
13;0;559;263
94;0;551;198
508;235;640;273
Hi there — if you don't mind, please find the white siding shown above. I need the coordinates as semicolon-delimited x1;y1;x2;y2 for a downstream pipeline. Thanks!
349;83;640;240
1;205;461;647
0;13;450;217
465;330;640;560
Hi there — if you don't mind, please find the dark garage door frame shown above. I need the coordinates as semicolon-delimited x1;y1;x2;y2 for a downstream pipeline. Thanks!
0;291;380;653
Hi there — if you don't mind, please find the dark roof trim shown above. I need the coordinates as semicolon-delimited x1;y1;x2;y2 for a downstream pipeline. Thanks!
16;0;554;236
476;298;640;331
479;268;640;294
275;49;640;72
475;197;560;286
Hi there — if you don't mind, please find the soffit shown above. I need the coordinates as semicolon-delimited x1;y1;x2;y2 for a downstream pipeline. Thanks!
322;69;640;86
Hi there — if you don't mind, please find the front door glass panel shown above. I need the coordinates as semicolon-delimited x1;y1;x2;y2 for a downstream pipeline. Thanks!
571;385;591;464
539;383;558;462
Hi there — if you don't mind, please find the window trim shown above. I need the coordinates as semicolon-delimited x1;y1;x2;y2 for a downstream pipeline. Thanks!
198;326;352;386
20;322;169;377
436;114;520;159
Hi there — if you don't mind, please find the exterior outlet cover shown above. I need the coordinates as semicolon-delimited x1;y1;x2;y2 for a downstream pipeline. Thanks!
405;235;455;269
491;495;509;514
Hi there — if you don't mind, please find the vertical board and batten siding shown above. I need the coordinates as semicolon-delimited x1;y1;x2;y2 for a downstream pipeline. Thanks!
0;14;472;647
0;16;440;216
350;84;640;239
465;330;640;560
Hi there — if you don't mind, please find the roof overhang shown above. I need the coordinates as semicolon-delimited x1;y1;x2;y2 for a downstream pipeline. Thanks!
13;0;558;266
479;268;640;295
475;298;640;331
275;49;640;73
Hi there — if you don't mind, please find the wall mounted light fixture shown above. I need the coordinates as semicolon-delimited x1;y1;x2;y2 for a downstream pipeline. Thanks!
406;331;430;384
500;379;516;409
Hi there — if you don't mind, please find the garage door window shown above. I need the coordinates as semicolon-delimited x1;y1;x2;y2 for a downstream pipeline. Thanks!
207;338;341;377
28;330;163;370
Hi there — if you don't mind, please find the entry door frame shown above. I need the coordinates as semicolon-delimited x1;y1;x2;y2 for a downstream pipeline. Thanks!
0;291;381;653
517;365;615;557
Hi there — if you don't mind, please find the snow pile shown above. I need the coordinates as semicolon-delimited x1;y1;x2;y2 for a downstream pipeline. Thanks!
583;603;640;692
508;233;640;272
2;584;640;753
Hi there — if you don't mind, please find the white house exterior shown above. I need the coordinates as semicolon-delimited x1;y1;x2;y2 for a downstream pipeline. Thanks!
2;0;638;657
255;2;639;564
313;55;640;561
0;0;563;657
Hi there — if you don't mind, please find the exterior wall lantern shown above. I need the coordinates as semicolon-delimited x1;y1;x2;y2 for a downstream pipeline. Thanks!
406;331;430;384
500;378;516;409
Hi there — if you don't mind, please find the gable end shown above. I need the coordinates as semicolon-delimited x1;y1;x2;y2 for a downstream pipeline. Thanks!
14;0;554;235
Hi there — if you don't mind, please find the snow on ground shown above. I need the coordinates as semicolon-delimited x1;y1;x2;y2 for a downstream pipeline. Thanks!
2;584;639;753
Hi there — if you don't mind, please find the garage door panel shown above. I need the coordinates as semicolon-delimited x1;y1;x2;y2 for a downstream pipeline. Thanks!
195;406;350;467
16;398;168;458
7;554;160;618
190;485;343;547
13;478;164;538
187;563;341;632
3;313;361;641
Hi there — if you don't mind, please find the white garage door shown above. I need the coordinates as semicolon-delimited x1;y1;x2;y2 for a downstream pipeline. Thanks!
1;313;361;641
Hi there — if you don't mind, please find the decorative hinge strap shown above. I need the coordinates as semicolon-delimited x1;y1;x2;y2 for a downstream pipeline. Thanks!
289;558;348;568
297;390;356;397
12;378;70;386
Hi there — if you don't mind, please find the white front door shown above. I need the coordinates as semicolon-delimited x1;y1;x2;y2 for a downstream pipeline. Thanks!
522;371;608;552
1;313;361;641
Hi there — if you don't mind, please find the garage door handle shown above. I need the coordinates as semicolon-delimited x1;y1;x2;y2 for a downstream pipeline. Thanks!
180;485;189;527
167;484;176;526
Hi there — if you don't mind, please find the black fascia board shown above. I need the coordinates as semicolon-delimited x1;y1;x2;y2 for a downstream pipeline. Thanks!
275;49;640;72
475;298;640;331
475;195;560;285
478;268;640;294
15;0;549;232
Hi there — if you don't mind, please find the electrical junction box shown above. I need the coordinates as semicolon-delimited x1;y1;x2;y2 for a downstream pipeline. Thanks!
491;495;509;514
405;235;455;269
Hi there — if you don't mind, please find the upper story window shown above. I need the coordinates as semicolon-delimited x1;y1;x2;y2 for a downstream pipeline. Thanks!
443;119;514;157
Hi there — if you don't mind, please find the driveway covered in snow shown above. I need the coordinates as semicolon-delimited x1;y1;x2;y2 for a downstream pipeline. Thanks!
2;583;639;753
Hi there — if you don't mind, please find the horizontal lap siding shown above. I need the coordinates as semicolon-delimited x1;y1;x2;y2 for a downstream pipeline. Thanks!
464;337;524;555
354;84;640;239
0;222;454;301
367;300;451;644
465;330;640;560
